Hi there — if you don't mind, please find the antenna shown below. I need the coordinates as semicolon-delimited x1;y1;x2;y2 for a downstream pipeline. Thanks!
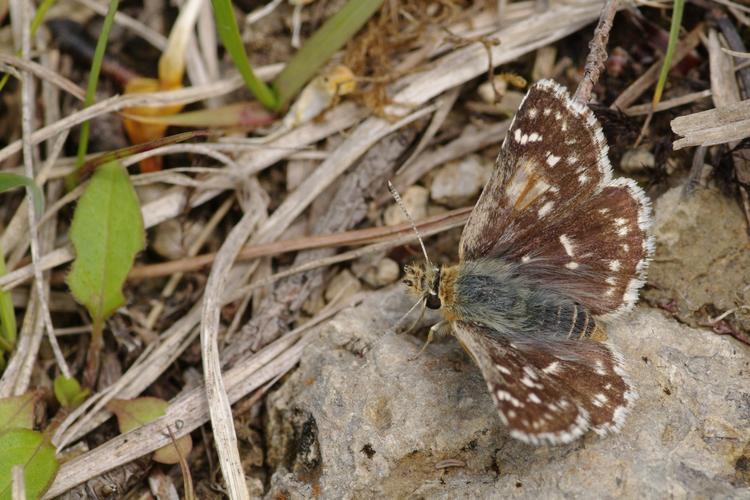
387;181;433;270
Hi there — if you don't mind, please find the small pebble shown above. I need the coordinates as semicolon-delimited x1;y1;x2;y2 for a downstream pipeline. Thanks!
152;219;203;260
325;269;361;302
362;258;400;287
620;147;655;174
431;155;491;207
384;186;428;226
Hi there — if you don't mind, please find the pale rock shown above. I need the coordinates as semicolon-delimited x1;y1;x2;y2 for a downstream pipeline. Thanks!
362;258;400;287
430;155;491;208
383;186;428;226
478;77;508;103
620;147;655;174
286;159;315;192
152;219;204;260
265;287;750;498
324;269;361;303
644;186;750;331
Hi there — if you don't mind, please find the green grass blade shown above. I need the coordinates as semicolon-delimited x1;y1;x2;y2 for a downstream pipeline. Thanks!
0;243;15;352
652;0;684;106
0;172;44;215
30;0;57;36
272;0;383;110
72;0;120;180
211;0;277;109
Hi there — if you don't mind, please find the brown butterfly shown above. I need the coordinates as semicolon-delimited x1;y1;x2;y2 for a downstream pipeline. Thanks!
396;79;653;445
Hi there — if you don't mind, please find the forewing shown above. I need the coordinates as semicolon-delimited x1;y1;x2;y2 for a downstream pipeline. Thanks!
453;321;636;445
459;79;653;317
460;79;611;262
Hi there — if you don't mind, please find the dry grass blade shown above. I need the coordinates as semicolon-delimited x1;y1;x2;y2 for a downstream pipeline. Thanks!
44;296;358;497
623;89;712;116
0;53;86;100
611;23;703;110
671;99;750;149
200;195;264;500
0;64;282;166
128;207;471;280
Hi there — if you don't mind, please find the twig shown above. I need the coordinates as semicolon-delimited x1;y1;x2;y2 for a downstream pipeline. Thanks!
574;0;619;104
681;145;707;198
129;206;471;280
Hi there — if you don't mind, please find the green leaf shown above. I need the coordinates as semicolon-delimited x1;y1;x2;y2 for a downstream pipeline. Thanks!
68;160;145;384
0;429;58;500
0;393;38;431
0;172;44;215
68;160;145;325
107;397;192;464
211;0;277;109
272;0;384;109
53;376;90;409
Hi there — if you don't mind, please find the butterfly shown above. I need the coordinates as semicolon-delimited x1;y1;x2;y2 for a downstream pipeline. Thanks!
399;79;654;445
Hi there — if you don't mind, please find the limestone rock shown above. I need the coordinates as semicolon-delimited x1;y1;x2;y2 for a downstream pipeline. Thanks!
644;186;750;332
265;287;750;498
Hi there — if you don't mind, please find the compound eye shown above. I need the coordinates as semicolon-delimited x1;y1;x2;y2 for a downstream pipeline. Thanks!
425;293;441;310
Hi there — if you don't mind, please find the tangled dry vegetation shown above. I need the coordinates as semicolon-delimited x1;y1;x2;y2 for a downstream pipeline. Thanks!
0;0;749;497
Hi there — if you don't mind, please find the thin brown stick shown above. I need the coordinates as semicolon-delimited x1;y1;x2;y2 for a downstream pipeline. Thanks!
128;207;472;280
574;0;619;104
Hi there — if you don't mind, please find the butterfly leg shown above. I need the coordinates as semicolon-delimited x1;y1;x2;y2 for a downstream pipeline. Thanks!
409;320;450;361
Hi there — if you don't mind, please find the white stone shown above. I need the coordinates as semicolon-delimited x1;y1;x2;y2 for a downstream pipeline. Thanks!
430;155;491;208
620;147;656;174
324;269;361;303
384;186;429;226
361;258;400;287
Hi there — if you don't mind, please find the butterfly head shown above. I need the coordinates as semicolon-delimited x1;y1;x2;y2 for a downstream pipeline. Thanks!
403;263;442;310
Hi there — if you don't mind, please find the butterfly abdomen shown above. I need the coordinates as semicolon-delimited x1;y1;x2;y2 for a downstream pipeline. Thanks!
441;259;602;341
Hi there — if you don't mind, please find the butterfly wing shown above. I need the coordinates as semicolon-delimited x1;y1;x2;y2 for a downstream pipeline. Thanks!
459;80;653;317
453;320;636;445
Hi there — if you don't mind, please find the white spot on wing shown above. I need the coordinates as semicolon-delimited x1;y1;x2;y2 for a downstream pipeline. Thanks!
559;234;575;256
514;128;522;142
592;393;609;407
495;364;511;376
538;200;555;218
546;154;560;167
542;361;561;375
609;260;621;272
565;261;579;270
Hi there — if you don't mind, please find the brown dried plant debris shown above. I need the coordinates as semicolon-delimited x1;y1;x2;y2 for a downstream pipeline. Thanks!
342;0;478;115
